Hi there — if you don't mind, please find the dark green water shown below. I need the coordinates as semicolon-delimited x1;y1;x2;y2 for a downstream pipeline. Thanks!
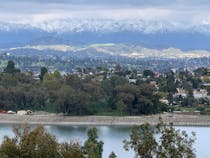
0;124;209;158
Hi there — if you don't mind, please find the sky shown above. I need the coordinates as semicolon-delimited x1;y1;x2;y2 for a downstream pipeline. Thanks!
0;0;210;33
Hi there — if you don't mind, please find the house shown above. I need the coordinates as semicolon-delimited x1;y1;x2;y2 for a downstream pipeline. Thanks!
174;88;209;99
201;82;210;87
154;72;162;78
159;99;169;105
193;89;208;99
150;81;159;90
129;79;137;84
94;75;104;82
150;81;157;86
174;88;187;98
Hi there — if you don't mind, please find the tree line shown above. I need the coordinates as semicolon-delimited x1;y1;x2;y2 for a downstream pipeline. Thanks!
0;61;167;115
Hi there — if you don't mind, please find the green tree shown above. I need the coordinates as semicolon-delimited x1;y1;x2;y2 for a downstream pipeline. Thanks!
43;72;62;91
59;142;84;158
166;71;177;94
109;152;117;158
205;86;210;95
143;70;154;78
157;122;195;158
182;88;195;107
116;100;127;116
0;124;59;158
124;124;157;158
0;137;20;158
84;128;104;158
53;70;62;80
0;124;85;158
39;67;48;81
64;74;82;89
18;125;58;158
55;85;90;115
4;60;20;74
167;92;173;106
124;119;196;158
194;67;209;76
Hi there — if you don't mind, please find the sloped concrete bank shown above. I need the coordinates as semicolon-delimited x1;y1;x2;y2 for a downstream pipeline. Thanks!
0;113;210;126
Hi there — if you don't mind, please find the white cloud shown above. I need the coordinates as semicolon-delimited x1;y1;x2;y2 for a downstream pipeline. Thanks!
0;1;210;33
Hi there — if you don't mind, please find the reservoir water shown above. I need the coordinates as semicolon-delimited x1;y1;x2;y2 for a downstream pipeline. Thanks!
0;124;209;158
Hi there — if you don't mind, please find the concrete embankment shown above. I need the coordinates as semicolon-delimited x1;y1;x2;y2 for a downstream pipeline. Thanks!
0;113;210;126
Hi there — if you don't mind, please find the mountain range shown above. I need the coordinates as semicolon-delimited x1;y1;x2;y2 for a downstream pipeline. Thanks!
1;28;210;51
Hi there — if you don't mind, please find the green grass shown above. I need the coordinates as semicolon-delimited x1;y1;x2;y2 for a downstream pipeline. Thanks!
95;111;129;116
173;106;197;112
44;104;57;113
173;106;210;115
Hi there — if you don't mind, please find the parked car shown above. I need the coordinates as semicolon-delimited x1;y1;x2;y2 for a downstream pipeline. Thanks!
7;110;16;114
0;110;7;114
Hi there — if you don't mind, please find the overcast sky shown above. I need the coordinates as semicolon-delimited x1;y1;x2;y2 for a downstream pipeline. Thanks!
0;0;210;33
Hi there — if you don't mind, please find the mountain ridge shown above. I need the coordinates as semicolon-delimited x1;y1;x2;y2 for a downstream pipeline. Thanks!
1;30;210;51
3;43;210;59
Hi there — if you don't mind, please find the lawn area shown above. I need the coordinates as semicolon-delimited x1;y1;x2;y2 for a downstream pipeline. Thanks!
173;106;210;115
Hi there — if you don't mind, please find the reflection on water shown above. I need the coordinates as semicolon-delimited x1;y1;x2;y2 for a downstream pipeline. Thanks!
46;125;133;158
0;124;210;158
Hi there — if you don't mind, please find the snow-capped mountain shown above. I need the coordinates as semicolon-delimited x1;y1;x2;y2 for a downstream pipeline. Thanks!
1;18;210;34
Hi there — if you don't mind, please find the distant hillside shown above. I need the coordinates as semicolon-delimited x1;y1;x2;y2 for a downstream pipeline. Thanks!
3;43;210;59
1;30;210;51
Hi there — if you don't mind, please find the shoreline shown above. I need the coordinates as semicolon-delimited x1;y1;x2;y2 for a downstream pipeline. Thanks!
0;113;210;126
